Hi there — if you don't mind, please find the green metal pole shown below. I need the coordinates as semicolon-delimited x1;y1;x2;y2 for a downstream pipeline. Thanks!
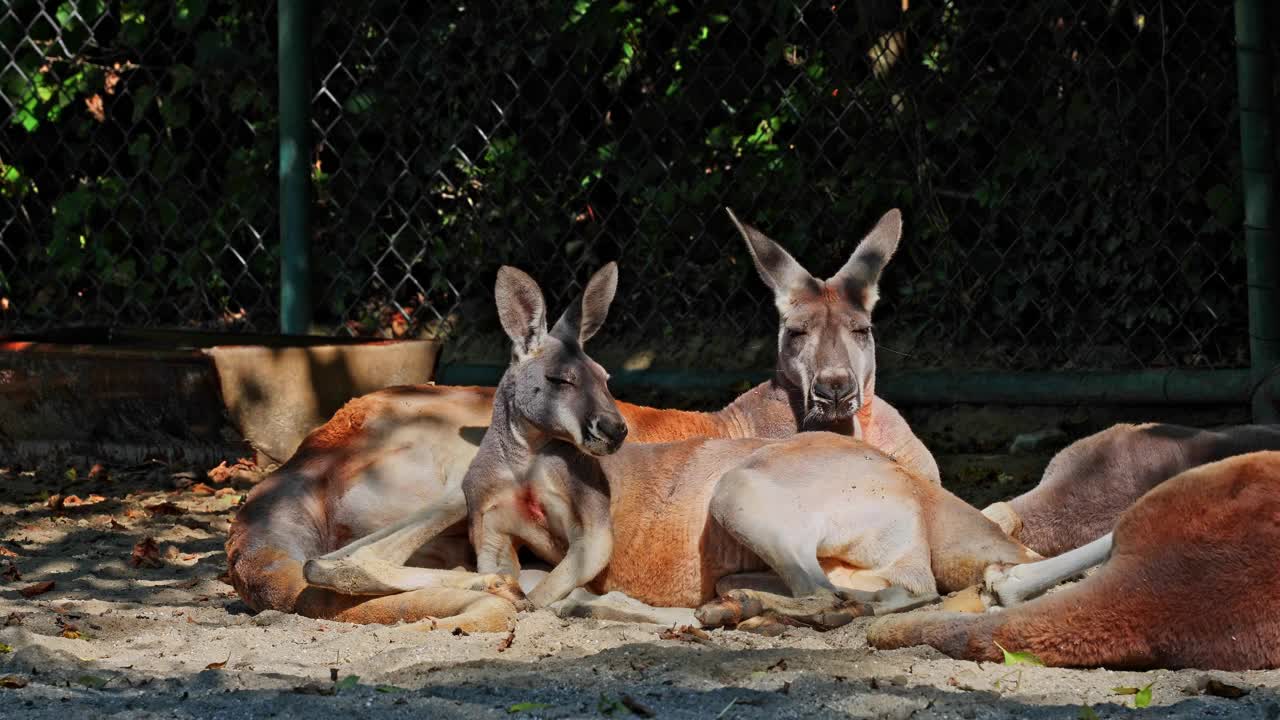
278;0;312;335
1237;0;1280;422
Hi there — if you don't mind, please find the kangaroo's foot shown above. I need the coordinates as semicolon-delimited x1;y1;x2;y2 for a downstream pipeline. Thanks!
982;532;1114;608
548;588;702;627
695;588;870;631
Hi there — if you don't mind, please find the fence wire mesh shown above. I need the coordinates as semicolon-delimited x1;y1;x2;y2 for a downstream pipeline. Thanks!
0;0;1252;375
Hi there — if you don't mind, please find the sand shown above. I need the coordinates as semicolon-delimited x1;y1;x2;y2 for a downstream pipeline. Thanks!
2;459;1278;719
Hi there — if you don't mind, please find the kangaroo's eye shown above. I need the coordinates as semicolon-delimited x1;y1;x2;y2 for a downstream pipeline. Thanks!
853;327;871;335
546;376;574;386
786;327;807;337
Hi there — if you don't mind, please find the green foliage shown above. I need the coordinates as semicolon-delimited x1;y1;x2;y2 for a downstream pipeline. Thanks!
1113;682;1154;708
995;641;1044;667
1;0;1247;372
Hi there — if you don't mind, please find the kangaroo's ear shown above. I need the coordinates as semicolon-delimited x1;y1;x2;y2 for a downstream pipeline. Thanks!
550;262;619;346
728;207;819;314
830;208;902;311
495;266;548;359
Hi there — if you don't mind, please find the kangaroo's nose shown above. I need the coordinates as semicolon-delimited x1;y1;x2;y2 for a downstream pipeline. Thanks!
594;415;629;449
812;371;857;406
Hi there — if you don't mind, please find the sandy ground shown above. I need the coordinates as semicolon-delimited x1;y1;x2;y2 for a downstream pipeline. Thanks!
2;459;1279;719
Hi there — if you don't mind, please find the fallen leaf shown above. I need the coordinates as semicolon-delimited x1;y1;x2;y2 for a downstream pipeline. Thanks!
110;519;128;530
0;675;28;689
207;459;259;484
88;463;107;480
995;641;1045;666
0;642;11;653
124;508;146;519
77;674;108;689
46;494;65;511
1205;679;1249;699
508;701;552;713
2;561;20;582
497;629;515;652
85;494;107;505
658;625;713;645
334;674;359;692
206;654;231;670
620;694;656;717
62;629;81;640
0;547;18;558
130;538;163;569
214;487;237;497
145;502;183;517
190;483;216;496
1113;682;1154;708
18;581;54;598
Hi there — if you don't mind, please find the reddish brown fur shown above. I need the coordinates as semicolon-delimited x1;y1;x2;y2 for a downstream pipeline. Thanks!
870;452;1280;670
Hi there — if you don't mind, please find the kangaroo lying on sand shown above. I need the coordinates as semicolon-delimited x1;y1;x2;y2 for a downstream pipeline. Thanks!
871;451;1280;670
978;422;1280;607
226;209;936;627
368;261;1041;633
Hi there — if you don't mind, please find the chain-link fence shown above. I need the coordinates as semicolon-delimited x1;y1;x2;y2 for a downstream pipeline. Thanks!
0;1;1255;376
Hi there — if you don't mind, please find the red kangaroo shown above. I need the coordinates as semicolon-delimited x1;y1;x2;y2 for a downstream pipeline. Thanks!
225;209;936;630
870;451;1280;670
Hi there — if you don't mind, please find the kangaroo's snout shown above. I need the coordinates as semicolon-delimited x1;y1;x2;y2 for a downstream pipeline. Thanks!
812;370;859;415
585;414;629;455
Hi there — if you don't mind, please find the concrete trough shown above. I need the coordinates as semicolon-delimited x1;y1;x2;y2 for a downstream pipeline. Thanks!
0;328;440;468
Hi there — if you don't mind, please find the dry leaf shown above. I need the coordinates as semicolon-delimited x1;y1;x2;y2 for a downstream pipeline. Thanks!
0;675;28;689
145;502;183;517
206;654;231;670
0;547;18;558
1205;680;1249;699
620;694;656;717
658;625;712;644
62;628;81;640
208;458;259;484
46;494;65;511
85;94;105;122
110;519;128;530
130;538;163;569
88;463;108;480
190;483;215;496
61;495;85;507
124;508;146;519
497;629;515;652
19;580;54;598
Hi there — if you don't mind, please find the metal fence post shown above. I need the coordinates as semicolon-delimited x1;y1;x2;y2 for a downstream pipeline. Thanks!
1236;0;1280;422
279;0;313;335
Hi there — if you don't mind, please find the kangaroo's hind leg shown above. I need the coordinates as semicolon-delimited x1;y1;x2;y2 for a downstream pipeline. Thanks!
696;456;940;631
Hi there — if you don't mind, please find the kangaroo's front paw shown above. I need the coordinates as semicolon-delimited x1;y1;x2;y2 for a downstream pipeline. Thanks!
484;574;534;612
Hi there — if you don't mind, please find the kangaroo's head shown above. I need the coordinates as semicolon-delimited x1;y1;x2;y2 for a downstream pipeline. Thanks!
729;208;902;428
493;263;628;456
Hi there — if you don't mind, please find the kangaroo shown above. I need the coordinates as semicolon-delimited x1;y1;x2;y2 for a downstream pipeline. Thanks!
384;262;1040;632
983;422;1280;558
976;422;1280;608
870;451;1280;670
226;209;937;628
